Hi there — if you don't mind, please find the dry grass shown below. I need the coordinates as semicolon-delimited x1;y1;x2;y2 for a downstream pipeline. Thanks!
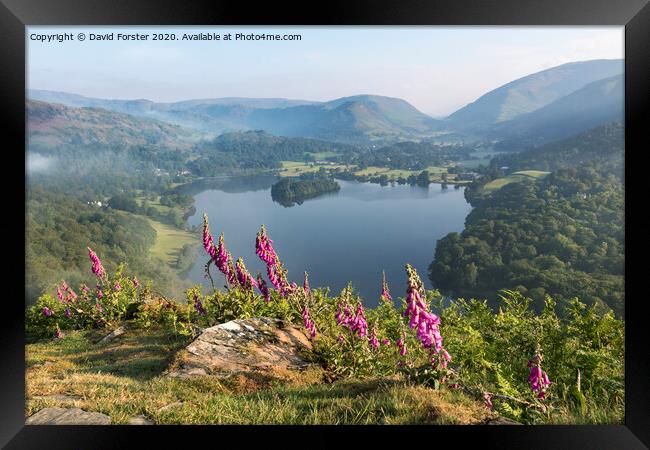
26;327;493;425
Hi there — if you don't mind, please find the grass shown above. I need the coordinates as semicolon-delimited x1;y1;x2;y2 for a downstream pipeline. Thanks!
25;327;494;425
353;166;448;179
147;219;198;266
279;161;353;177
135;195;171;214
308;151;339;160
482;170;550;193
278;162;462;183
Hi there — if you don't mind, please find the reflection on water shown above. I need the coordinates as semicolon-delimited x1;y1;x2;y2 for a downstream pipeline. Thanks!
184;177;472;307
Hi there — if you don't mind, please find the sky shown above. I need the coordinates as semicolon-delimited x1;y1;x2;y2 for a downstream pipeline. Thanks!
27;26;624;117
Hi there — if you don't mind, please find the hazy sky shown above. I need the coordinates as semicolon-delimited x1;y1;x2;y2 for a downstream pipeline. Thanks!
27;26;623;117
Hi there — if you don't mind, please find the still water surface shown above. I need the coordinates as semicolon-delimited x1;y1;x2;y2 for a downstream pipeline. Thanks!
184;177;471;307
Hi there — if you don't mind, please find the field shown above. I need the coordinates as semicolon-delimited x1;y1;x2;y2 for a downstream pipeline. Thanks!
135;193;171;215
309;151;339;160
279;161;456;182
25;327;492;425
147;219;198;266
279;161;354;177
482;170;550;193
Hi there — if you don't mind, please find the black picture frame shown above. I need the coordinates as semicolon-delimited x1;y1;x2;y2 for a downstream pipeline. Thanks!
2;0;648;448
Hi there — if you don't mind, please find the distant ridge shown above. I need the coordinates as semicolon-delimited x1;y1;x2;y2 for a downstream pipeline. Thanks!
28;58;624;144
444;59;623;130
28;90;439;142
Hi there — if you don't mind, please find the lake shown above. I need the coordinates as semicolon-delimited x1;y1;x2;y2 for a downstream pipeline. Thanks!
184;177;472;307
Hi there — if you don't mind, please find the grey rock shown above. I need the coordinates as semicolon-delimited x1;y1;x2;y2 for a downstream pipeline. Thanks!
31;394;82;402
486;416;522;425
98;326;126;345
31;361;54;368
26;407;111;425
165;317;313;378
158;401;184;412
128;415;154;425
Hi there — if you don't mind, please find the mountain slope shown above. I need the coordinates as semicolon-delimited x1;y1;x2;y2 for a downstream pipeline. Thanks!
27;100;195;151
492;121;624;175
491;75;623;144
249;95;438;142
28;90;439;142
445;59;623;130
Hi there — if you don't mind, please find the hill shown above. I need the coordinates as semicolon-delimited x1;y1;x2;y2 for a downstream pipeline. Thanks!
27;100;194;152
491;75;623;147
29;90;439;143
430;123;624;315
492;121;624;174
444;59;623;131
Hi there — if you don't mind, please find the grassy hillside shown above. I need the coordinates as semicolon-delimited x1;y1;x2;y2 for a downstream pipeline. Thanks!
147;219;198;267
26;327;492;425
482;171;550;193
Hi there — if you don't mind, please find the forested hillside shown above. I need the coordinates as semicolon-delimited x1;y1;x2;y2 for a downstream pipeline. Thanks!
492;122;623;175
26;186;192;304
430;123;624;316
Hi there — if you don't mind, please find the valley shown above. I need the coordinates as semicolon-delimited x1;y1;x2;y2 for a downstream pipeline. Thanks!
22;24;627;427
26;58;625;316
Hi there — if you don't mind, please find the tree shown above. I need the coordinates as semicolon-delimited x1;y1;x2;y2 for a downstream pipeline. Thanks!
416;170;430;187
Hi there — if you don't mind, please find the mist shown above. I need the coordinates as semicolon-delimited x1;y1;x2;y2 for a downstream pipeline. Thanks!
27;153;58;174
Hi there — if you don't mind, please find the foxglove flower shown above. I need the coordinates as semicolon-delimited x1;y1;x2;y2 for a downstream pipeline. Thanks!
42;306;53;317
87;247;106;279
528;355;551;399
97;289;103;299
133;277;140;288
354;303;368;337
255;225;293;297
216;235;231;275
203;215;236;287
235;257;257;290
114;282;121;291
64;308;71;318
381;271;392;302
403;264;448;364
255;225;277;266
397;334;407;356
257;274;271;302
54;326;63;339
303;272;310;295
302;305;316;338
57;282;77;303
193;294;206;316
381;338;391;346
335;300;368;338
267;263;282;292
483;393;493;410
65;286;77;302
95;302;104;313
368;325;379;351
202;214;217;260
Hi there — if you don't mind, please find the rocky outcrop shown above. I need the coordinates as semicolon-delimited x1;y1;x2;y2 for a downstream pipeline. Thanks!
26;407;111;425
97;325;126;345
485;416;522;425
165;317;313;378
128;415;154;425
